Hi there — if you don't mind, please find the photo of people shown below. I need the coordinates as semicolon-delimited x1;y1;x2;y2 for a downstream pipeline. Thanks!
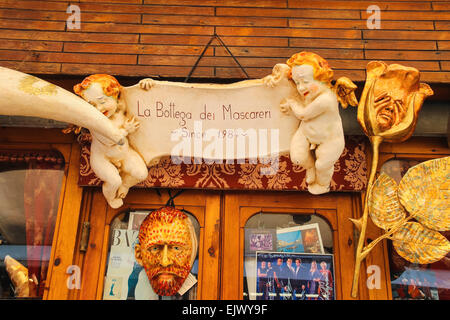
250;233;274;251
255;251;334;300
391;268;440;300
245;229;277;254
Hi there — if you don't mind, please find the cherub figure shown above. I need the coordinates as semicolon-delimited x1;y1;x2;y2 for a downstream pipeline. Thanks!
74;75;152;208
268;52;357;194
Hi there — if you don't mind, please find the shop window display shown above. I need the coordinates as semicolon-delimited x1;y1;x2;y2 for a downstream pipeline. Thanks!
243;213;334;300
0;151;64;299
381;159;450;300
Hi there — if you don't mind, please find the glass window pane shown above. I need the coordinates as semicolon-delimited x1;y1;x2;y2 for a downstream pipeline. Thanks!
381;159;450;300
103;209;200;300
0;152;64;299
243;213;335;300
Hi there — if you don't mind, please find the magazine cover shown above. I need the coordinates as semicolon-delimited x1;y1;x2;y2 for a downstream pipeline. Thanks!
276;223;324;254
254;251;335;300
103;228;146;300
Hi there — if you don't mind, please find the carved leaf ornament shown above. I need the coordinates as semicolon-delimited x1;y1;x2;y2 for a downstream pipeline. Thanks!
368;157;450;264
392;222;450;264
368;173;406;230
398;156;450;231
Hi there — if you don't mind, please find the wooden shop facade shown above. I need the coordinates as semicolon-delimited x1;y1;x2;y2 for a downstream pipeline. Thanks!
0;1;449;301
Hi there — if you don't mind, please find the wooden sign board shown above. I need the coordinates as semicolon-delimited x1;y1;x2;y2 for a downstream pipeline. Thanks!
123;76;299;166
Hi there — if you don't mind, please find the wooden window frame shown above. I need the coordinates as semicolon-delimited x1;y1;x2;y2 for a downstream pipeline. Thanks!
220;190;385;300
67;136;449;300
71;188;222;300
0;127;80;300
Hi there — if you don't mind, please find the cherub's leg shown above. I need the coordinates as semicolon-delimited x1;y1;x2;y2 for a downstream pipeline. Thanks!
308;138;345;195
117;150;149;199
91;153;123;208
290;128;316;184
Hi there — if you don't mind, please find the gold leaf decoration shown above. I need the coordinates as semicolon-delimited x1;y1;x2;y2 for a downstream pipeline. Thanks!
368;173;407;230
398;156;450;231
392;222;450;264
18;75;57;96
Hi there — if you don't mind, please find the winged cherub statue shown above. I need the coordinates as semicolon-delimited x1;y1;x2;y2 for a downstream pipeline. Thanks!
265;52;358;194
73;75;153;208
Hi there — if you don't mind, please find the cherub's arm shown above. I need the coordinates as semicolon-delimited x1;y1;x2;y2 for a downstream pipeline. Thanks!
292;92;333;120
280;94;330;121
121;115;140;134
280;98;305;118
115;99;140;135
289;99;307;119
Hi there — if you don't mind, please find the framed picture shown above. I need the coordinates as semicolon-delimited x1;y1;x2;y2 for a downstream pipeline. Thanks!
245;228;277;254
276;223;324;254
254;251;335;300
128;211;150;230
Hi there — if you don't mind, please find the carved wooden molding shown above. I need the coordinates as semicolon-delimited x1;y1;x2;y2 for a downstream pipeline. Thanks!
0;149;64;165
78;133;367;192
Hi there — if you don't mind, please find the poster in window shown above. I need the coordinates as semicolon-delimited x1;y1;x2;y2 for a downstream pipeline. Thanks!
255;251;335;300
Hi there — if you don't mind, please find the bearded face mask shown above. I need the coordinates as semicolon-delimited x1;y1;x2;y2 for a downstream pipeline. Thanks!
134;207;197;296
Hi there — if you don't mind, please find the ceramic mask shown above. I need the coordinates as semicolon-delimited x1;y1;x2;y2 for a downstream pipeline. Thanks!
135;207;194;296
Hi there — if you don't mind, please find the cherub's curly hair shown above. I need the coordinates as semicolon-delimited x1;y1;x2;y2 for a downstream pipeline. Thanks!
74;74;121;99
287;52;334;87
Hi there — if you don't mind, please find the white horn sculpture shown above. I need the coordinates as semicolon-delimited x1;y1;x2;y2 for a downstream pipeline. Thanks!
0;67;124;145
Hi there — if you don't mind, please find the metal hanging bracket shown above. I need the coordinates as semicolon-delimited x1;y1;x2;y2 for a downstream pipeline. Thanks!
184;33;250;82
